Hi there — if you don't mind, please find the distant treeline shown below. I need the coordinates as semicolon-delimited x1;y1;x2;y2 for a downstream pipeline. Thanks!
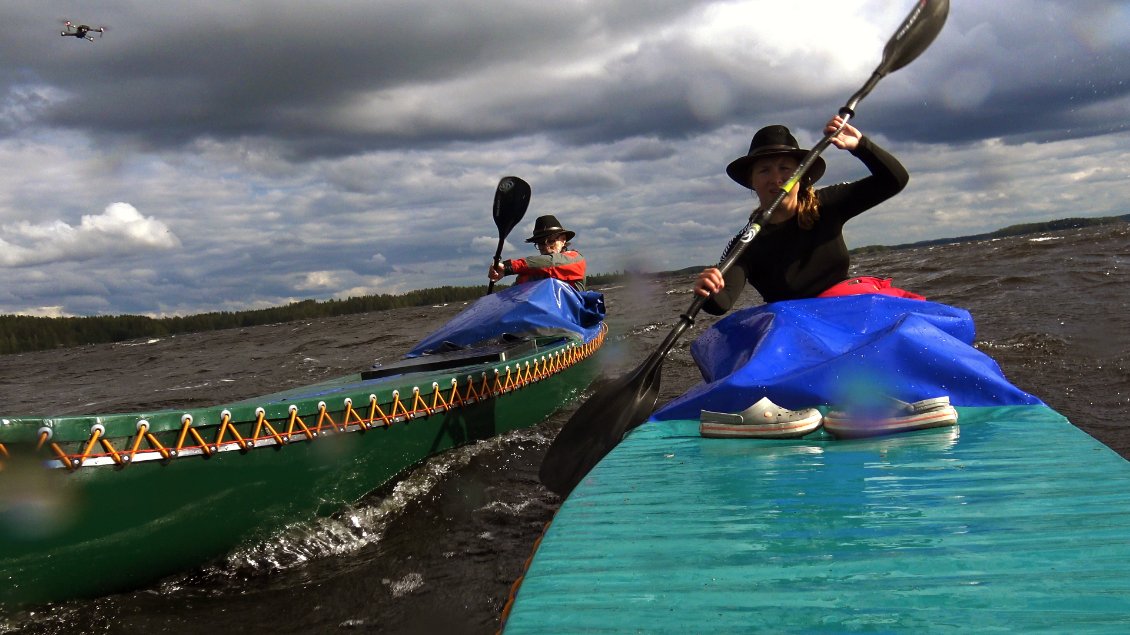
852;214;1130;254
0;272;628;356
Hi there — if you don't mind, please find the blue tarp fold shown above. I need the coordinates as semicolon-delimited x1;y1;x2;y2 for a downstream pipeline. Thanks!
651;295;1041;421
406;279;605;357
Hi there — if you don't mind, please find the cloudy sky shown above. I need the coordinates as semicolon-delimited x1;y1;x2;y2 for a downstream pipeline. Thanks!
2;1;1127;317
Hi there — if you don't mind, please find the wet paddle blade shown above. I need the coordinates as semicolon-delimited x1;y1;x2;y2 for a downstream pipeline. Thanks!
493;176;531;241
488;176;531;294
539;350;665;497
878;0;950;75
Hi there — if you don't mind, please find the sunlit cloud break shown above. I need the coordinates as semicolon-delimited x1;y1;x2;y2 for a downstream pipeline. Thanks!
0;203;181;267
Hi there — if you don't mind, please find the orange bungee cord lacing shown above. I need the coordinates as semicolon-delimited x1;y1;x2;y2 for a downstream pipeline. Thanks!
8;325;606;471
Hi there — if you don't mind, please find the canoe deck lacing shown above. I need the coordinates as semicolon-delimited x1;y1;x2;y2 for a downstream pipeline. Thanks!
1;325;606;471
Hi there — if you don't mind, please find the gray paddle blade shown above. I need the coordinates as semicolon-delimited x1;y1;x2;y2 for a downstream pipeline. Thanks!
878;0;950;75
539;351;664;497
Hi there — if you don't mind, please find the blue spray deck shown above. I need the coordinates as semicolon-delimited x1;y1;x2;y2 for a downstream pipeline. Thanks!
504;296;1130;632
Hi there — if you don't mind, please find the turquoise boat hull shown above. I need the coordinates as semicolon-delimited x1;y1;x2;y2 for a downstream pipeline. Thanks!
504;405;1130;632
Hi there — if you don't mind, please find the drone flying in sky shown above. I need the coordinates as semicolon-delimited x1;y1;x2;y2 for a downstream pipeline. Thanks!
60;20;106;42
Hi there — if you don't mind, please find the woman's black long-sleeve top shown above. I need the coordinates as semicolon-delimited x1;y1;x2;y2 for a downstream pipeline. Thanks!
704;136;909;315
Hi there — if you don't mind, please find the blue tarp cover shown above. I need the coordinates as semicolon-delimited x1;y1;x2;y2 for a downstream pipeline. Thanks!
406;278;605;357
652;295;1042;421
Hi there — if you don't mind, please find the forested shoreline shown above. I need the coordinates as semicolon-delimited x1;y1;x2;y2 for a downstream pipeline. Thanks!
0;273;626;355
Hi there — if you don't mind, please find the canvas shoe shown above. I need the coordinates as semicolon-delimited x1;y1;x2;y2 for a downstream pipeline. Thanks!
823;396;957;439
700;397;823;439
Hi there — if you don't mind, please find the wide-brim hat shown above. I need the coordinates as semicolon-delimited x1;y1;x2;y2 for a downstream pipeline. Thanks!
525;214;576;243
725;125;825;190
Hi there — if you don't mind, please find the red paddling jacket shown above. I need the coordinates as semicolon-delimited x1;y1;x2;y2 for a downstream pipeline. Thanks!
503;250;587;291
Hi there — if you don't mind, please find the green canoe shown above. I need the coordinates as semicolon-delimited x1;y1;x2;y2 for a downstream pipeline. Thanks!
0;321;605;609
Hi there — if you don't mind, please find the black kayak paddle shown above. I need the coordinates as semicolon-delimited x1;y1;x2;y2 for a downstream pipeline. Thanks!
539;0;951;497
487;176;532;295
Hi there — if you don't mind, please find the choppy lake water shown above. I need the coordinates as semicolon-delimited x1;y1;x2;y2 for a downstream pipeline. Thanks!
1;223;1127;634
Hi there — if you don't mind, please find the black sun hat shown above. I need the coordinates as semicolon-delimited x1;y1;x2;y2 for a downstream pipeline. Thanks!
725;125;826;190
525;215;576;243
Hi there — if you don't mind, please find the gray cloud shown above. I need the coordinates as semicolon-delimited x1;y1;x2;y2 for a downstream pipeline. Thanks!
1;1;1128;316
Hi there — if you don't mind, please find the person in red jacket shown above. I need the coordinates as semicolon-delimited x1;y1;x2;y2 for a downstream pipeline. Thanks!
488;215;587;291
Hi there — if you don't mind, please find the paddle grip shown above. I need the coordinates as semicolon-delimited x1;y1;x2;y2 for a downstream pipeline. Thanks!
487;259;499;294
486;241;505;295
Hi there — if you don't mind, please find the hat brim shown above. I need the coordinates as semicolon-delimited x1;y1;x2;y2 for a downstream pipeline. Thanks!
726;150;826;190
525;230;575;243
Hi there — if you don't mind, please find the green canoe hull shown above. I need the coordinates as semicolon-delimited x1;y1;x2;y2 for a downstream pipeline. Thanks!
0;330;605;608
503;406;1130;633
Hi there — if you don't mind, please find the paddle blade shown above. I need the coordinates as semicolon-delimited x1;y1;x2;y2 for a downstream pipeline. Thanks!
878;0;950;75
493;176;531;240
539;351;665;497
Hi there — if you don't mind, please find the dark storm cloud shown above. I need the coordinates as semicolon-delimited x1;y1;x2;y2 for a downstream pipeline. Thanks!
5;1;1125;156
5;2;709;152
3;0;1128;316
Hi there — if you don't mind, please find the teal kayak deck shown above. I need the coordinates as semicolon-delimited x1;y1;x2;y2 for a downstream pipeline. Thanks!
505;406;1130;632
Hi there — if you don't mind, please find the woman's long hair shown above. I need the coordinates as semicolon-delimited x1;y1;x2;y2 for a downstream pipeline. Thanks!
795;183;820;229
750;182;821;229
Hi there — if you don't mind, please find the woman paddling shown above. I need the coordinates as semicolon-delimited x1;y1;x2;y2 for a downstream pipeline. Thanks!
694;116;920;310
488;215;587;291
693;117;939;438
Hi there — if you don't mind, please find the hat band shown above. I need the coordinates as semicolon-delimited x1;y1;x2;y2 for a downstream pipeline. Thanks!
749;145;803;155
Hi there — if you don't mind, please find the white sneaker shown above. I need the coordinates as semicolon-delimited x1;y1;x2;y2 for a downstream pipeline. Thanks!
700;397;822;439
824;396;957;439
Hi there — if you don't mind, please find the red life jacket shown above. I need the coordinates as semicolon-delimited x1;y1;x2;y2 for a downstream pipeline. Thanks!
817;276;925;300
509;250;587;291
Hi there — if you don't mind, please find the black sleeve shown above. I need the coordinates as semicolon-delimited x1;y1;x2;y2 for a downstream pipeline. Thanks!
702;256;749;315
853;135;909;191
818;136;909;222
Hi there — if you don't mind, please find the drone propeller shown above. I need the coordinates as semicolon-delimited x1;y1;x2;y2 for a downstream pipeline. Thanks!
59;20;110;29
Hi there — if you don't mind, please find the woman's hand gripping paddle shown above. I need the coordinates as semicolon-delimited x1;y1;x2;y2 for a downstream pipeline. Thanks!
539;0;950;498
487;176;532;295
